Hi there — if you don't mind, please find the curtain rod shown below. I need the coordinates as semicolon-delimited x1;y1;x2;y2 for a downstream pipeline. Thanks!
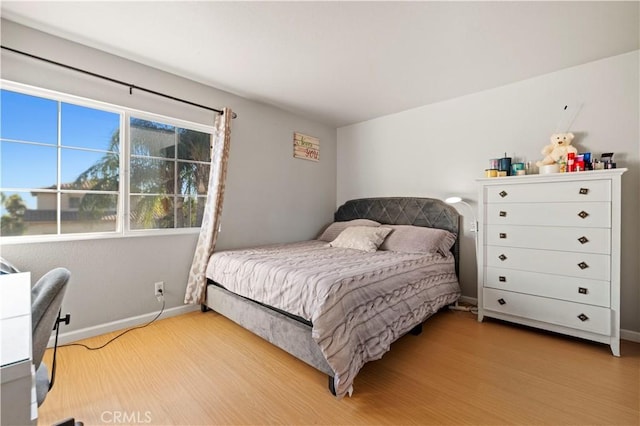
1;45;237;119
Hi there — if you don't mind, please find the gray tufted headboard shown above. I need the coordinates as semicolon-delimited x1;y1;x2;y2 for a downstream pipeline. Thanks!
334;197;460;276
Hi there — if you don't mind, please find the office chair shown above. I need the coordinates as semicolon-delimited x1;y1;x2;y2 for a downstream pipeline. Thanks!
31;267;71;406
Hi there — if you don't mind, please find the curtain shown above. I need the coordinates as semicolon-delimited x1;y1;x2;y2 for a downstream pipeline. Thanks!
184;108;233;304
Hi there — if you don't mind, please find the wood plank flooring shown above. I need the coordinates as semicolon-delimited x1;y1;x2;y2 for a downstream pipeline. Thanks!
38;310;640;425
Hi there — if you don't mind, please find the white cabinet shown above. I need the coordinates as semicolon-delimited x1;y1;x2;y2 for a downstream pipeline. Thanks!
1;272;37;425
477;169;626;356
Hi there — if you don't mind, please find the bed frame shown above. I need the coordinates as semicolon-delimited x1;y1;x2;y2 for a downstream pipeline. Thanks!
202;197;460;395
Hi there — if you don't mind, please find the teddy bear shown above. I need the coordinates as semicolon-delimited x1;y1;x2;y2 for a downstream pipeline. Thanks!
536;132;578;167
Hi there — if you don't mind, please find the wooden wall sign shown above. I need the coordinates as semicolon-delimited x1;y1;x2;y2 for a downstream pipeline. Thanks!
293;132;319;162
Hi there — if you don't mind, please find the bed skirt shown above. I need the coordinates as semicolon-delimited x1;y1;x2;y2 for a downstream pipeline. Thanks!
206;283;334;376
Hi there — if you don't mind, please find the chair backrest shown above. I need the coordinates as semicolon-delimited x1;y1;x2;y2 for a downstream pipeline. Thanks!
31;268;70;368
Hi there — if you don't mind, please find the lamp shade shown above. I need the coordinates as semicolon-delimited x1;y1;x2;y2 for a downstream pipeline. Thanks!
445;196;462;204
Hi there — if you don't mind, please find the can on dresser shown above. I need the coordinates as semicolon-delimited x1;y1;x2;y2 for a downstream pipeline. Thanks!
498;156;512;176
511;163;525;175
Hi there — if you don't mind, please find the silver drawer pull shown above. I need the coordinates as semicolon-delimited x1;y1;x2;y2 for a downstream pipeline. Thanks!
499;190;508;198
578;236;589;244
578;211;589;219
578;313;589;322
579;188;589;195
498;298;506;305
498;254;507;261
499;276;506;282
499;233;507;239
578;262;589;270
578;287;588;295
499;211;507;217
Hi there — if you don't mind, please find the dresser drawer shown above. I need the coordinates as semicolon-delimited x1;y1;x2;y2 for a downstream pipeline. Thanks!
485;202;610;228
483;288;611;335
485;246;610;281
485;225;611;254
484;267;610;307
485;180;611;203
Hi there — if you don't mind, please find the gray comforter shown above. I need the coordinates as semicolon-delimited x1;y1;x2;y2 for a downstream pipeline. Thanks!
206;240;460;397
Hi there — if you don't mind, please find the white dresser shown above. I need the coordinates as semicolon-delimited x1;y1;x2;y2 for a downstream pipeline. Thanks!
476;169;626;356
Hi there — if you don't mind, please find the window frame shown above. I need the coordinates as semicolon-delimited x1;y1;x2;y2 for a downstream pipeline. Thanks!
1;80;215;244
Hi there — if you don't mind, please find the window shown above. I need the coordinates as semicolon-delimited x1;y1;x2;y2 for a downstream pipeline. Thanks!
129;117;210;230
0;83;213;239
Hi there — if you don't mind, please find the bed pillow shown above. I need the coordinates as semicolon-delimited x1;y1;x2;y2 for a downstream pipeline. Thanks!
379;225;456;256
317;219;381;242
329;226;392;252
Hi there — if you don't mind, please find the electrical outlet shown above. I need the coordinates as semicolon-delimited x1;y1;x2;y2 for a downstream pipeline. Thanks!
154;281;164;301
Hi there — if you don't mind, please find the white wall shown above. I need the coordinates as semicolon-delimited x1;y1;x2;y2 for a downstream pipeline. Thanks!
338;51;640;333
1;20;337;336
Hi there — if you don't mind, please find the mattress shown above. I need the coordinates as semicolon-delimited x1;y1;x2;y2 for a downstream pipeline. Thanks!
206;240;460;397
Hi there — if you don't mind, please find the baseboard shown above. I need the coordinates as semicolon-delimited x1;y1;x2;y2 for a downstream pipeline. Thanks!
458;296;639;343
459;295;478;306
48;298;640;347
48;304;199;347
620;329;640;343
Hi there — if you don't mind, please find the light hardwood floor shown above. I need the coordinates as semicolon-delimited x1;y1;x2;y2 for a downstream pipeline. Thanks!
39;309;639;425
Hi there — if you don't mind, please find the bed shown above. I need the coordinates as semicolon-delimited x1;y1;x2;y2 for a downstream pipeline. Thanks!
202;197;461;398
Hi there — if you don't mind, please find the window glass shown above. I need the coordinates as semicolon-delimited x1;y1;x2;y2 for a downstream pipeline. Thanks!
130;118;175;158
61;148;120;191
0;90;58;144
60;193;118;234
68;196;81;209
130;195;174;230
0;89;122;237
178;128;211;161
177;196;206;228
61;103;119;151
178;162;210;196
129;116;211;231
130;158;174;194
0;141;57;189
1;190;57;236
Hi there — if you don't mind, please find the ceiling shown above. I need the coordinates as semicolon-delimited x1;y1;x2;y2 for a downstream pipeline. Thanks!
1;1;638;127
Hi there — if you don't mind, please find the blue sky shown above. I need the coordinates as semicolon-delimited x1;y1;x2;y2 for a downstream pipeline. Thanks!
1;89;119;208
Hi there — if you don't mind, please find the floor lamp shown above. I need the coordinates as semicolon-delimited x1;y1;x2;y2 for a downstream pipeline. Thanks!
445;196;478;312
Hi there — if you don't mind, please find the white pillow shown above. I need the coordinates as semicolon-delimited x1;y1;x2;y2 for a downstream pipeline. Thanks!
317;219;381;242
329;226;392;252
